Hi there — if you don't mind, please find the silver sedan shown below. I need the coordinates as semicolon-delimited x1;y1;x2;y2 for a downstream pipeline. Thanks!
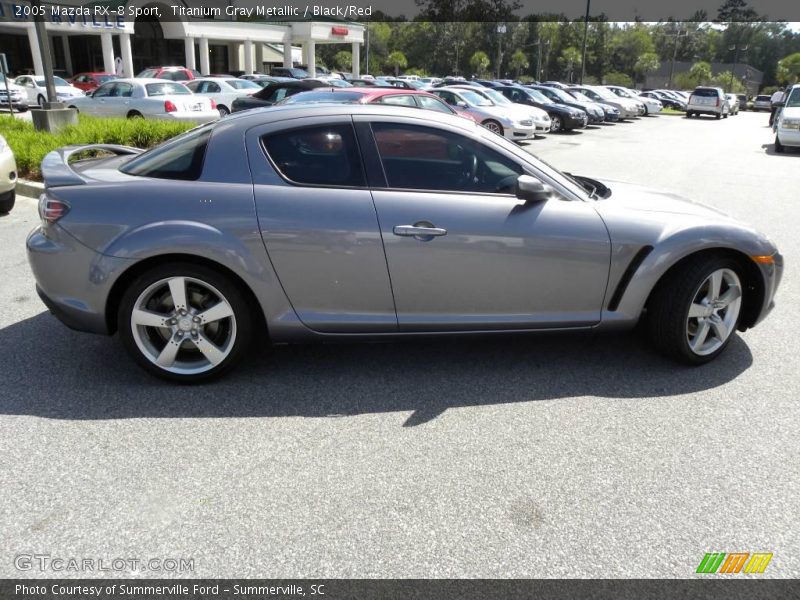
27;105;783;382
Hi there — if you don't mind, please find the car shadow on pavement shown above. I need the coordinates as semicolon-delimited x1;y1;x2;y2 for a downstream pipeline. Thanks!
0;311;753;426
761;143;798;156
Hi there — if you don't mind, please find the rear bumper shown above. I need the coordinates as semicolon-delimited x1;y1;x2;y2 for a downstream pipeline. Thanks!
27;224;133;335
0;149;17;193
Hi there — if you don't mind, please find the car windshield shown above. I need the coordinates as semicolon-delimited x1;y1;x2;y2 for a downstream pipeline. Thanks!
569;90;593;103
786;89;800;107
145;82;191;96
226;79;260;90
755;95;770;101
35;77;69;87
481;89;511;105
544;87;576;103
524;88;552;104
459;90;493;106
279;91;365;104
590;87;618;100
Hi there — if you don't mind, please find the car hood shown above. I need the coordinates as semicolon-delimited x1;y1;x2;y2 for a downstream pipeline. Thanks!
594;179;734;220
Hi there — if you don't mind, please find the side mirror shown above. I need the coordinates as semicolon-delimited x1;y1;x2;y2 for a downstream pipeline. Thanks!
456;100;467;108
515;175;552;203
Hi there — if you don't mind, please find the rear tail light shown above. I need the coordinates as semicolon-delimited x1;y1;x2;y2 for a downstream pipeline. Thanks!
210;99;217;109
38;194;70;225
164;100;177;113
716;98;720;107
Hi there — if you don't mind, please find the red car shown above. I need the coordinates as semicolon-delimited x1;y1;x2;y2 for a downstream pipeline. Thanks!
69;72;117;93
135;66;201;82
279;87;480;123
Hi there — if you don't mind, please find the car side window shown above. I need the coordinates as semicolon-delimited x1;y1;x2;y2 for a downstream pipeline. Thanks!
379;95;417;107
417;95;452;114
186;81;201;92
207;82;221;93
93;83;115;97
120;123;214;181
261;124;365;187
371;122;522;194
435;91;456;105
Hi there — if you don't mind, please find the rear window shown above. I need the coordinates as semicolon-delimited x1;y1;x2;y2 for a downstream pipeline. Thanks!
693;88;719;97
119;124;213;181
280;91;365;104
145;82;191;96
755;95;770;101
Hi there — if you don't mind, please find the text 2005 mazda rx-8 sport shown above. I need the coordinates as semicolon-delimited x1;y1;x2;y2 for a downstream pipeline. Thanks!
27;104;782;382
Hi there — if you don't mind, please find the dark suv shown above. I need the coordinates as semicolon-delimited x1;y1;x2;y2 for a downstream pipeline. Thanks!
269;67;309;79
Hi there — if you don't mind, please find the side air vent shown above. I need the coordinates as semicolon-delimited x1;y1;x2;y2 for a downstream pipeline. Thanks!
607;246;654;311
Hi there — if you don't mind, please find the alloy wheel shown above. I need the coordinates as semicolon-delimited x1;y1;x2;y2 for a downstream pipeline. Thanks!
686;268;742;356
130;276;237;375
550;116;562;132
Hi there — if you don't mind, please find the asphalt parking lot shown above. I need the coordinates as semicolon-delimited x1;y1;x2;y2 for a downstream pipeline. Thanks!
0;111;797;578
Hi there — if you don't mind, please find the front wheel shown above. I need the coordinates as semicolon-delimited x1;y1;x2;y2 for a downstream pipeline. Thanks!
647;255;744;364
118;263;254;382
481;119;503;135
550;115;562;132
37;94;46;107
218;105;230;117
0;189;15;214
775;135;785;153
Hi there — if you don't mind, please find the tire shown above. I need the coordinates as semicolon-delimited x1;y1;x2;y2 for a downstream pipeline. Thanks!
723;112;728;119
481;119;503;135
647;255;744;365
37;94;45;107
117;263;254;383
550;115;562;132
775;135;785;153
715;113;721;120
0;189;15;214
686;111;693;118
127;111;143;119
217;105;230;117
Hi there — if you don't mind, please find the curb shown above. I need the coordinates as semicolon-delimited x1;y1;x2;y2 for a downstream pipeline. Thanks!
16;179;44;199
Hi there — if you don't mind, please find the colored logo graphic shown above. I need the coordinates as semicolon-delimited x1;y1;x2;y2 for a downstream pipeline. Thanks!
696;552;773;574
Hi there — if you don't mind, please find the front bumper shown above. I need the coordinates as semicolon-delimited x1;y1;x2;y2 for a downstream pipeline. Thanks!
0;96;28;110
777;126;800;147
27;224;133;335
751;252;784;328
562;113;588;129
504;124;537;140
0;148;17;193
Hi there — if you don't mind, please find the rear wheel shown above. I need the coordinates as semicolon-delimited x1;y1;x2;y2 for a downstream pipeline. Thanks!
686;111;693;118
217;105;230;117
127;111;143;119
37;94;45;107
118;263;254;383
715;112;722;120
648;255;744;364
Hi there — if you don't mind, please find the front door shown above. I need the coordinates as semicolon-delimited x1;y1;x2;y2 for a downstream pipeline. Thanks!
360;119;611;331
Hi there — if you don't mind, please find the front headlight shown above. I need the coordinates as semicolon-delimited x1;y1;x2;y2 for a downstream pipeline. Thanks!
780;118;800;129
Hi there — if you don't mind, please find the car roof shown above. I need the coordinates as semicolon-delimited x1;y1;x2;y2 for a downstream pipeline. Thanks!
218;102;478;132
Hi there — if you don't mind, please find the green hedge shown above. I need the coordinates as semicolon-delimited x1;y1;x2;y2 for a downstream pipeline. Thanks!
0;115;193;181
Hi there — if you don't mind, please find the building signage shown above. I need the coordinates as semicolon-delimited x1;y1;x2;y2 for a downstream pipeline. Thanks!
331;26;349;36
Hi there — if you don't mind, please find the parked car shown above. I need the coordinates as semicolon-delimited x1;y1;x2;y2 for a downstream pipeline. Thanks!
0;134;16;214
570;85;640;119
231;80;330;112
725;94;740;116
603;86;652;115
686;87;729;119
269;66;309;79
0;74;29;111
447;85;551;134
185;77;262;116
474;79;503;88
67;79;218;123
494;85;588;133
136;66;201;82
310;78;352;88
350;79;381;87
70;72;117;94
736;94;747;110
278;87;480;124
28;104;783;382
240;75;295;88
531;84;605;124
753;95;772;111
640;90;685;111
774;84;800;153
430;86;538;139
564;88;621;121
14;75;83;106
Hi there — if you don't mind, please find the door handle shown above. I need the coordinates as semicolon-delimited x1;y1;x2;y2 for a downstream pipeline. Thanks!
393;224;447;239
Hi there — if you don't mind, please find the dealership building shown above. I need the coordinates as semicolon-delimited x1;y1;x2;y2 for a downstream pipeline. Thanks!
0;0;365;77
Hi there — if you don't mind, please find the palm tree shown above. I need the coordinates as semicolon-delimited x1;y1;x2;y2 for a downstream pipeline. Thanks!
386;51;408;77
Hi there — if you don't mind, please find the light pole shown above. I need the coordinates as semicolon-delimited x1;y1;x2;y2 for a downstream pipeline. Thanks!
535;39;550;82
496;24;507;80
728;44;748;93
579;0;591;84
667;28;687;89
